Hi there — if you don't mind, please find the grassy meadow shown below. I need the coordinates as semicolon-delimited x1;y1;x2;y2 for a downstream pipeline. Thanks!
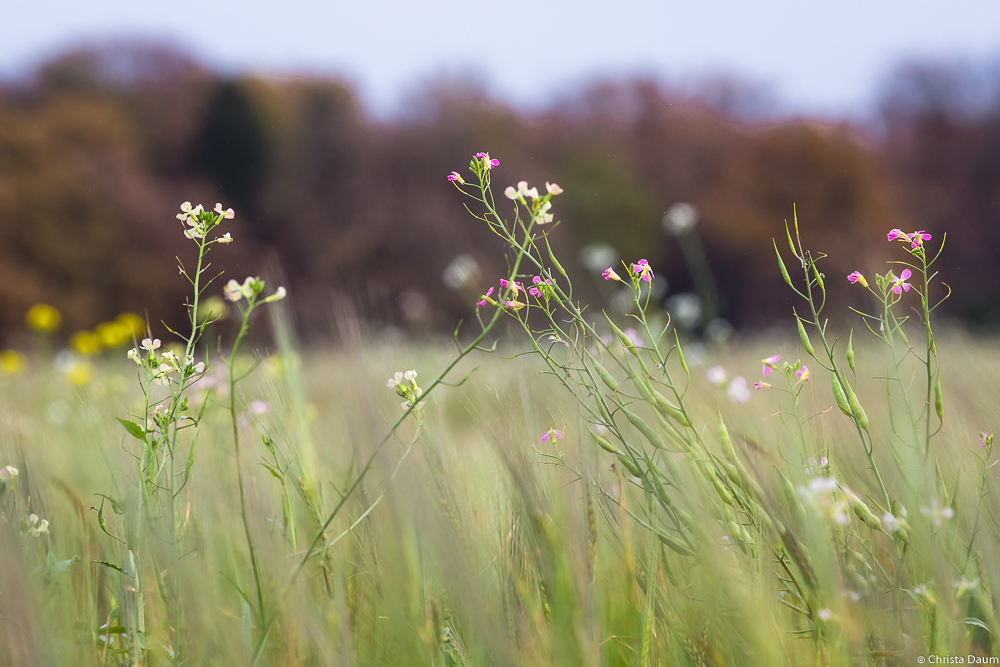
2;158;999;666
1;328;998;666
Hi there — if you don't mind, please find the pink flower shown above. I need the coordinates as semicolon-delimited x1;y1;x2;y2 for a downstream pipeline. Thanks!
754;381;771;390
540;428;564;442
887;229;910;242
796;365;810;383
847;271;868;287
476;286;494;307
503;300;525;310
632;259;653;282
500;279;522;294
910;230;932;248
761;355;780;377
475;152;499;169
532;275;552;286
820;456;828;467
529;287;541;297
447;171;464;183
892;269;912;295
602;267;621;281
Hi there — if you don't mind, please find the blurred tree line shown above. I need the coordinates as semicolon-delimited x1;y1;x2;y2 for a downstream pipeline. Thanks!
1;44;998;344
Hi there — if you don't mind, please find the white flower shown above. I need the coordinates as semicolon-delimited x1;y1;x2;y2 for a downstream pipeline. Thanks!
913;584;927;596
921;498;954;528
217;233;233;244
727;377;750;404
403;370;417;382
193;361;205;374
127;348;141;365
240;277;257;300
262;286;287;304
545;182;563;195
224;279;243;302
162;351;179;363
0;465;17;482
214;203;235;219
184;226;205;240
882;513;901;533
706;365;727;386
158;363;174;375
517;181;528;192
523;187;539;200
141;338;161;352
663;202;699;235
808;477;838;494
504;186;518;200
386;371;404;388
817;608;832;622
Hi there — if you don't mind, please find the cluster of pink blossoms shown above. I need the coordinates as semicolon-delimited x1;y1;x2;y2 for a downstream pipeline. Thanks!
887;228;932;248
602;258;654;283
476;275;554;310
754;354;809;389
847;228;931;293
447;152;499;183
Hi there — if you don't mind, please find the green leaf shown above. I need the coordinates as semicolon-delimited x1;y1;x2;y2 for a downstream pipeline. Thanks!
116;418;146;442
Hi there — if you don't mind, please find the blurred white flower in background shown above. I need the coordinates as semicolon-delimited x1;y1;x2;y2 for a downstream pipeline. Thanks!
442;254;481;290
706;365;728;386
580;243;619;273
663;203;699;235
727;376;750;403
667;293;702;330
705;318;734;344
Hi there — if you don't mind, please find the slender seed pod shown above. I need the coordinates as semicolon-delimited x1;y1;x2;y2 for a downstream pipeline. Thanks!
795;311;815;357
831;373;852;416
779;470;806;524
597;397;613;426
897;327;910;349
935;372;944;422
586;351;619;392
775;241;793;286
652;389;692;427
605;314;638;355
623;359;655;403
851;496;881;529
546;239;567;277
591;431;622;455
718;408;739;465
623;408;668;450
705;465;734;505
847;330;856;374
617;454;643;479
844;379;869;430
811;259;825;291
656;529;696;557
645;455;674;508
675;331;690;375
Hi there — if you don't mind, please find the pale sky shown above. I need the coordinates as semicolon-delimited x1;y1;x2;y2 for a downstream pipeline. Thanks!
3;0;999;117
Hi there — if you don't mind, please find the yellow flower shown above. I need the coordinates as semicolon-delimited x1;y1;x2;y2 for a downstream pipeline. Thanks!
96;321;130;348
25;303;61;333
65;361;94;386
70;331;103;357
116;313;146;338
197;296;228;323
0;350;28;376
